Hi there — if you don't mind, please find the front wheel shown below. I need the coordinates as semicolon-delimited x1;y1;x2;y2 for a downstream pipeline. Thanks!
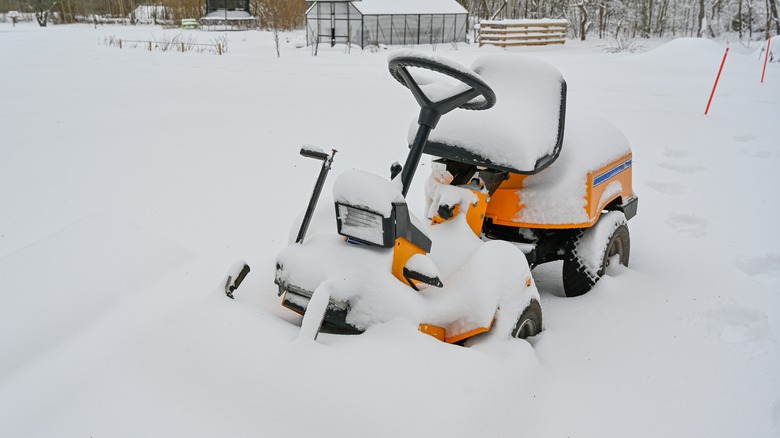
512;299;543;339
562;212;630;297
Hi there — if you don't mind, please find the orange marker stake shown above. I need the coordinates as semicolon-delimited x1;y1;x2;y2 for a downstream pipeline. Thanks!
761;36;772;83
705;47;729;115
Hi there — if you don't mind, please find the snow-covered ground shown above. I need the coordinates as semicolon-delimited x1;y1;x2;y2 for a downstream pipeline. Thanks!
1;22;778;437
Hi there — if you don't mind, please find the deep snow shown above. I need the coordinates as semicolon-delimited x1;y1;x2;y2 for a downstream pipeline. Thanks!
1;23;779;437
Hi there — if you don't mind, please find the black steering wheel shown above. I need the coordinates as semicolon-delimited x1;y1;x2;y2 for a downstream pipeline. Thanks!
388;52;496;119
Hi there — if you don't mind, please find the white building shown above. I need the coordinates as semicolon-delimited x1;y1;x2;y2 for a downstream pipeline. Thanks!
305;0;468;48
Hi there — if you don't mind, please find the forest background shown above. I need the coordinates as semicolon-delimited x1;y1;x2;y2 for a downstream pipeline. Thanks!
1;0;778;43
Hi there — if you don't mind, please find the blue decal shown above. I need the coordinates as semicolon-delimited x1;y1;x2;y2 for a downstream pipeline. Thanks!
594;158;632;187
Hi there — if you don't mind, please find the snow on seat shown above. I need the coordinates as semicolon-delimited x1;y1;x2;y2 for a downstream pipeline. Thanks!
409;54;566;174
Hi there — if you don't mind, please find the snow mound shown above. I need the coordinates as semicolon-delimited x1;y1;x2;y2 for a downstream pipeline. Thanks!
637;38;731;64
646;38;725;57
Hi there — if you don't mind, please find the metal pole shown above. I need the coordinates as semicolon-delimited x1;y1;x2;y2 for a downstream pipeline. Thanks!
390;15;393;45
418;14;421;44
400;125;432;197
331;2;335;46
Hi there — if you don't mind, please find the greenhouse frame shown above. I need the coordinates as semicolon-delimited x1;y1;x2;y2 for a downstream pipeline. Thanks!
305;0;469;49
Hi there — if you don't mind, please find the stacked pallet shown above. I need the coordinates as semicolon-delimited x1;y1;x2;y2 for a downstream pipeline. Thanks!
478;19;568;47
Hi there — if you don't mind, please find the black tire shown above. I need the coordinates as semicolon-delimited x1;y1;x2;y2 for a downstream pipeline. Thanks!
562;222;630;297
511;299;543;339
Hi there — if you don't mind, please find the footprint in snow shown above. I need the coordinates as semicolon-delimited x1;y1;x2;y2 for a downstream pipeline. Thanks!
734;134;772;157
741;146;773;159
657;161;706;174
645;180;685;195
706;306;769;343
666;214;708;237
733;134;757;142
735;254;780;285
663;148;691;158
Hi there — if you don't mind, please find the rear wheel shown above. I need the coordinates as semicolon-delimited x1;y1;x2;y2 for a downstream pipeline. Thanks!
512;299;543;339
562;212;630;297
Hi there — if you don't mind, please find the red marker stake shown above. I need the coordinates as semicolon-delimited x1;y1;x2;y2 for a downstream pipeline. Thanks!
705;47;729;115
761;36;772;83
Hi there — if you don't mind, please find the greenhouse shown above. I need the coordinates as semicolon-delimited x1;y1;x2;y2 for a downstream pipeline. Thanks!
201;0;257;30
305;0;469;49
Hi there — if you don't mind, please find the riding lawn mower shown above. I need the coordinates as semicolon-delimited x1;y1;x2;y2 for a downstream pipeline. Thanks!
227;50;638;344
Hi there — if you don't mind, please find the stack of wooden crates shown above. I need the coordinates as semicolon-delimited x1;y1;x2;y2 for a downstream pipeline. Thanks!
478;19;568;47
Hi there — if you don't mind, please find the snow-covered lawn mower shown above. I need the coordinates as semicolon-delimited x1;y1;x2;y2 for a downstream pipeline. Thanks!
263;51;637;343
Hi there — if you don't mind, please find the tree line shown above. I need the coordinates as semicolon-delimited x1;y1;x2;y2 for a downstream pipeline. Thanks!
2;0;777;41
462;0;778;40
0;0;307;28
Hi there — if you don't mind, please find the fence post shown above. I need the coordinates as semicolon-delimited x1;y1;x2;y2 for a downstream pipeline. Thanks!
181;42;185;52
218;44;222;55
762;36;772;83
704;47;729;115
149;41;152;51
119;39;122;49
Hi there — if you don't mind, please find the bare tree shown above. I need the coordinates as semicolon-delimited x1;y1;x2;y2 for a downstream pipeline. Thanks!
598;0;608;38
256;0;306;57
770;0;780;33
574;1;590;40
34;0;56;26
697;0;706;36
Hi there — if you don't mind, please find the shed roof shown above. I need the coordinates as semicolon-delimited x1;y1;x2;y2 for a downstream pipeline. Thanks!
203;10;253;20
352;0;467;15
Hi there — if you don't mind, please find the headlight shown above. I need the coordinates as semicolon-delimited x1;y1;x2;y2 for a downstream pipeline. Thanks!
336;203;392;247
335;201;432;251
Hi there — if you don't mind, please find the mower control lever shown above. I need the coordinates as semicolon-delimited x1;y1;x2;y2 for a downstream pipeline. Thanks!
300;146;330;161
296;147;337;244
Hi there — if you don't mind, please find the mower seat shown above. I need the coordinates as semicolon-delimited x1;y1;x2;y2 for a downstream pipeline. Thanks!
410;54;567;175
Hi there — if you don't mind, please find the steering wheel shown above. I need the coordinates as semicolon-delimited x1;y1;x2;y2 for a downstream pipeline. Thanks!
388;52;496;120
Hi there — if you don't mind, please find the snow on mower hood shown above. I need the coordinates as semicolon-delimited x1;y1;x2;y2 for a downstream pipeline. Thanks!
515;112;631;225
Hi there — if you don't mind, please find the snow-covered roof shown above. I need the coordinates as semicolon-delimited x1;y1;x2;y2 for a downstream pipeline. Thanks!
203;10;253;20
352;0;467;16
481;18;568;25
